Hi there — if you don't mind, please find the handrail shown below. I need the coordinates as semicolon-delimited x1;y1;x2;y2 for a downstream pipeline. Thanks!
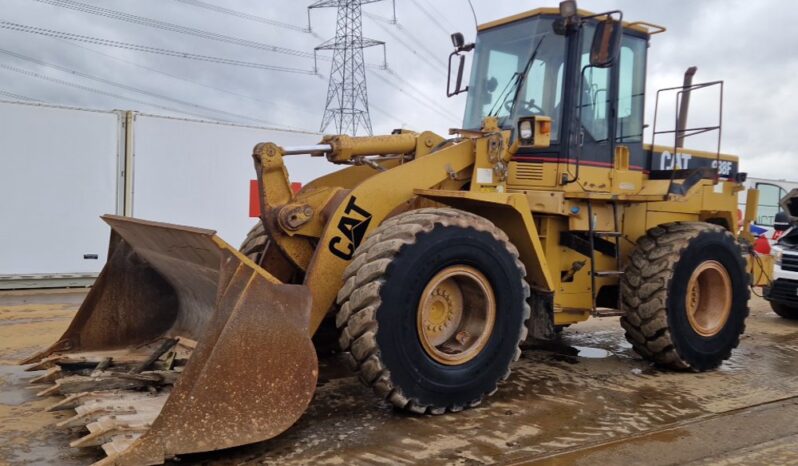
628;21;667;35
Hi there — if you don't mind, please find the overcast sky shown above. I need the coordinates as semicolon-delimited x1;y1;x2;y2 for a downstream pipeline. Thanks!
0;0;794;179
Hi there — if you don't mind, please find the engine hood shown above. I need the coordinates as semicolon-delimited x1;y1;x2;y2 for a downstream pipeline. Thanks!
780;188;798;224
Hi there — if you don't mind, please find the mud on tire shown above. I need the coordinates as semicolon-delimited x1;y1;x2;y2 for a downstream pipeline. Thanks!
336;208;530;414
621;222;750;371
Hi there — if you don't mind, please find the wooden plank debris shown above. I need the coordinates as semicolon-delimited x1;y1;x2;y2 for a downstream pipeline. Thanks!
37;370;180;397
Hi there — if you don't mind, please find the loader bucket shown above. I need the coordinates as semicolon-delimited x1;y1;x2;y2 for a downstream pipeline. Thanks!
22;215;318;465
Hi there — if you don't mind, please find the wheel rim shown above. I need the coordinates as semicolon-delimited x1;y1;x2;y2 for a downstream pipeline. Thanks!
417;265;496;365
685;260;732;337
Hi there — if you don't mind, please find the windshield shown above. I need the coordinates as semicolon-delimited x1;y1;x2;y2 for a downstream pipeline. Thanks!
463;17;566;142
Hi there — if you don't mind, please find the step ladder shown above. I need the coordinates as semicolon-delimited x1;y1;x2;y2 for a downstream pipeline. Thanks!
587;201;625;317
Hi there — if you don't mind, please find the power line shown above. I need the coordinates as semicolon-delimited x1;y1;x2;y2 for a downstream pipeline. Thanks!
32;0;316;60
52;38;294;111
0;47;300;128
0;88;40;102
361;10;396;25
173;0;312;35
0;62;242;122
383;67;460;120
0;23;445;131
407;0;453;37
415;0;460;33
48;34;401;133
0;20;316;74
364;11;445;66
368;70;458;124
365;12;446;74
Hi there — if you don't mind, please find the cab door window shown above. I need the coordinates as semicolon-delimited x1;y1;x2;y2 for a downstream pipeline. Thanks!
579;25;611;142
616;36;646;143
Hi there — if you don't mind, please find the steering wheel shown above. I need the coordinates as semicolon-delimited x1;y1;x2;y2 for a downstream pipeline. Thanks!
504;98;545;115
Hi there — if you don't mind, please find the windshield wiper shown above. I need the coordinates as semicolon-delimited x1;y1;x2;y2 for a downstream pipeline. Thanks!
488;36;546;125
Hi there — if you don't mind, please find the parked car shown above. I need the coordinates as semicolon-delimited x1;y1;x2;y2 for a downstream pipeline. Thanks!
764;191;798;319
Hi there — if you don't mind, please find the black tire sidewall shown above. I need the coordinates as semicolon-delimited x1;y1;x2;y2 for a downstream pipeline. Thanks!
375;226;526;407
666;230;747;369
771;301;798;320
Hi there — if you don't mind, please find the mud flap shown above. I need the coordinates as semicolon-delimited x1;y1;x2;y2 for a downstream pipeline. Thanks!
23;216;318;465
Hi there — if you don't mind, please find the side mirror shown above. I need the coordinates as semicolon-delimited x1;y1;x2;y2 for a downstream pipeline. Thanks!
447;54;468;97
590;18;622;68
447;32;474;97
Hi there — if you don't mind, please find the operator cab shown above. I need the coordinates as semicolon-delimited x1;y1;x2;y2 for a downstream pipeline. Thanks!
450;3;659;188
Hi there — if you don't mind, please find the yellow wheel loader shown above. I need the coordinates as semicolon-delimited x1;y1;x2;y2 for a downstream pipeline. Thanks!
23;2;772;464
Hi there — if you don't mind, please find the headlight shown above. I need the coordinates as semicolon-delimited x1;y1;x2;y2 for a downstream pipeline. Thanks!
518;119;534;142
772;247;783;265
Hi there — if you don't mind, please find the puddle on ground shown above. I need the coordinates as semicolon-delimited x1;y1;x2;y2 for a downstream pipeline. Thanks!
0;364;37;406
573;346;612;359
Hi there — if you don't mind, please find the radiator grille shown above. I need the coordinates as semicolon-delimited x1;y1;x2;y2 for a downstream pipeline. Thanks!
782;254;798;272
511;162;543;181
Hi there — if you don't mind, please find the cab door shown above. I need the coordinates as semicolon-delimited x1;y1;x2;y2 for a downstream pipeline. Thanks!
571;22;614;191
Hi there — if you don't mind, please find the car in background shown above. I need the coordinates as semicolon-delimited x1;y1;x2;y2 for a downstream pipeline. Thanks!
764;191;798;319
741;178;798;244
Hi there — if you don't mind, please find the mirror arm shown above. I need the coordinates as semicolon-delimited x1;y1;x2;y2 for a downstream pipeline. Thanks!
581;9;623;21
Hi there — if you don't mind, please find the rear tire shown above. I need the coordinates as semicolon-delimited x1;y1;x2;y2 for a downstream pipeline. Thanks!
771;301;798;320
621;222;749;371
336;208;530;414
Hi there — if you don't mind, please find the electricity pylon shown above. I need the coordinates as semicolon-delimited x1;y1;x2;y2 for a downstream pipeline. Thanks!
308;0;390;135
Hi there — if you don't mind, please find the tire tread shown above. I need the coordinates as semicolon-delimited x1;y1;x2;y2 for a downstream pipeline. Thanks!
336;208;531;414
620;222;749;371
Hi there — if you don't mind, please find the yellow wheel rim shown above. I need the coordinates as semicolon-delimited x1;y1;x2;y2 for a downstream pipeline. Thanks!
685;260;732;337
417;265;496;365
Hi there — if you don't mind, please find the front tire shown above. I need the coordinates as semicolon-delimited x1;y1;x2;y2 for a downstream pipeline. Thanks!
239;221;269;263
336;208;530;414
621;222;749;371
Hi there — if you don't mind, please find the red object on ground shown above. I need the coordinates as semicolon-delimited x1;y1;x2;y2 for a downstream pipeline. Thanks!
249;180;302;217
753;234;771;255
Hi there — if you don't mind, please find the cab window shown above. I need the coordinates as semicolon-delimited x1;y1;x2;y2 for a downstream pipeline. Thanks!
462;17;566;141
579;24;611;142
616;36;647;143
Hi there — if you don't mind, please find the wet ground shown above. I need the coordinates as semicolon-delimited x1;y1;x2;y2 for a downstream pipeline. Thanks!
1;289;797;465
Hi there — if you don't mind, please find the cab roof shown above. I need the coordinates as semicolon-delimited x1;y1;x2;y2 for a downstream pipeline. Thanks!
477;7;666;36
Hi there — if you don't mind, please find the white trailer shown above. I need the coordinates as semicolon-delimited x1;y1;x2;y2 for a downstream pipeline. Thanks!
129;113;325;245
0;100;325;288
0;100;123;288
